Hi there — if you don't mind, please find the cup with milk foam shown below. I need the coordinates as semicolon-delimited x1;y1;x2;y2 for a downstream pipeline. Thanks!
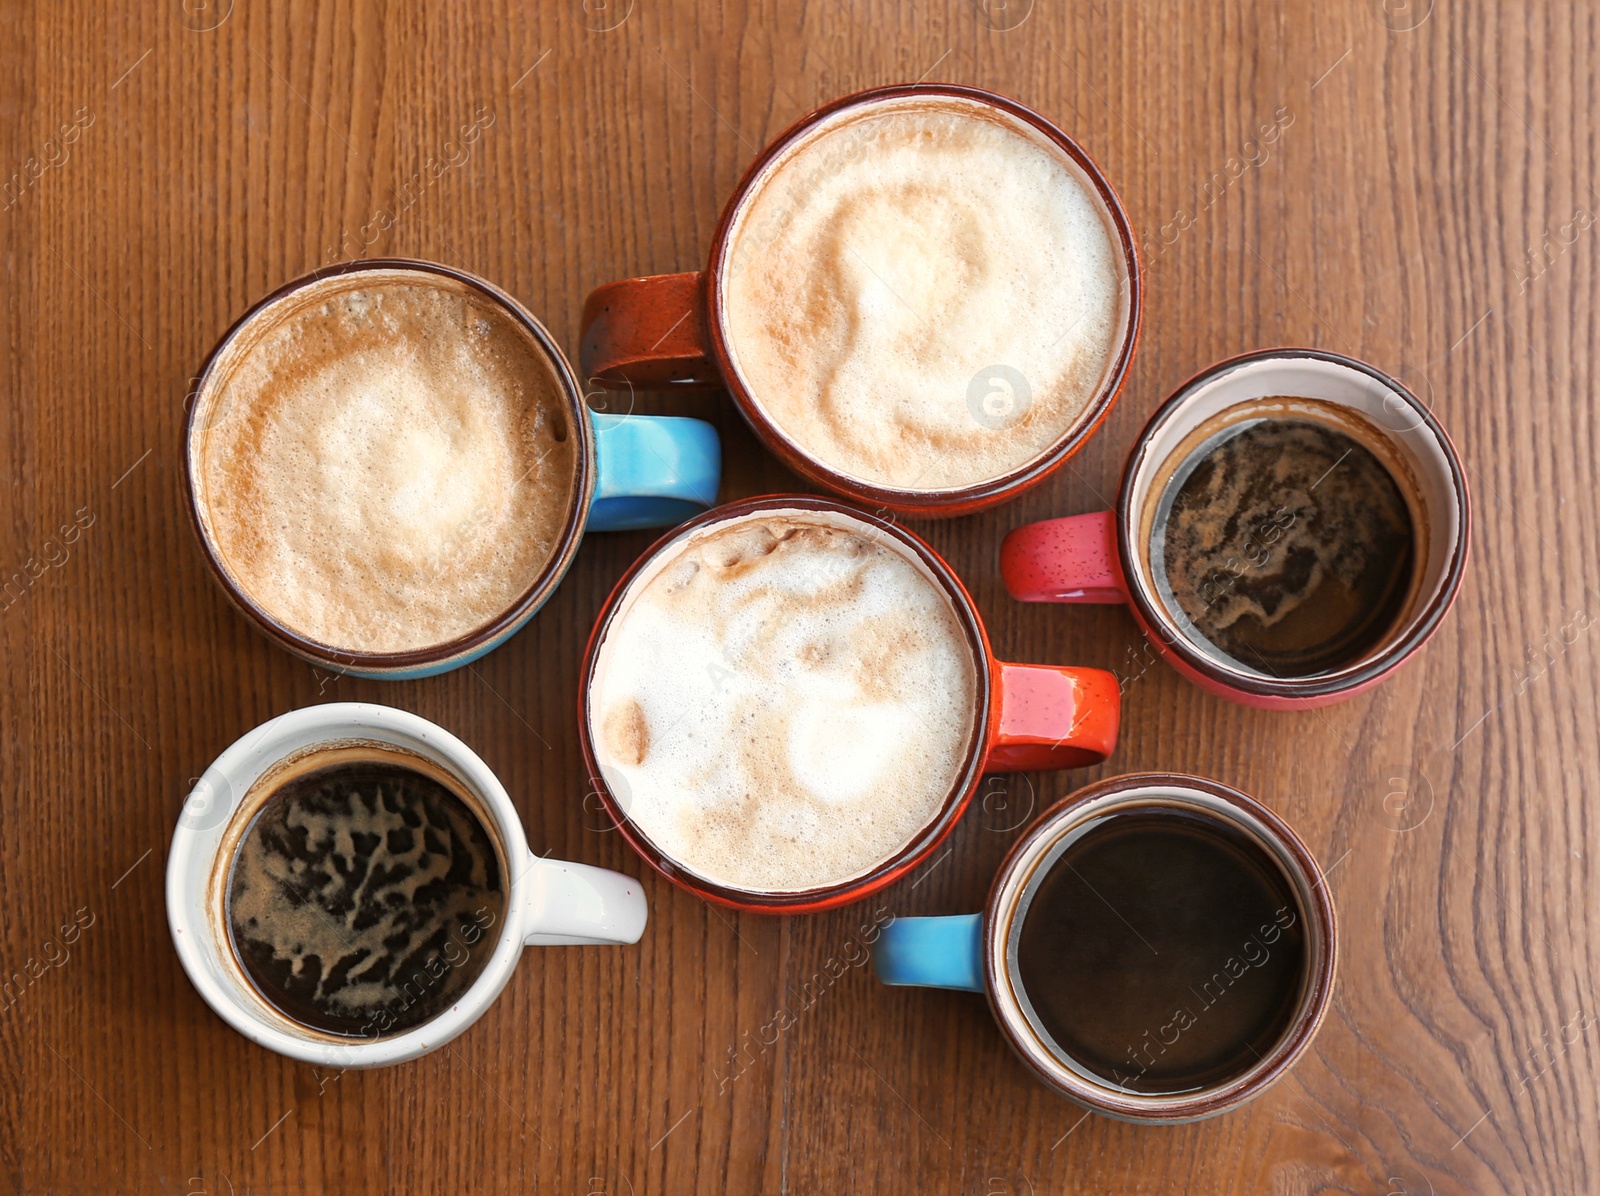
184;258;722;678
579;84;1141;518
578;495;1122;912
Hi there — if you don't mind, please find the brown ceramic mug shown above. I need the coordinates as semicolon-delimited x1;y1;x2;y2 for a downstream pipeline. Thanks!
580;83;1141;517
873;773;1337;1122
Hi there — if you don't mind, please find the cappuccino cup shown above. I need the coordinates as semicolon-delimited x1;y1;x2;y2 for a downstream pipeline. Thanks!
579;496;1122;912
873;773;1337;1122
167;702;648;1066
185;259;722;679
1001;349;1470;707
580;85;1141;516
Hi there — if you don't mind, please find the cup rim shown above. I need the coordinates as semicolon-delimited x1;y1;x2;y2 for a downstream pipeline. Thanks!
576;494;996;912
1114;347;1472;699
182;257;596;673
981;771;1339;1121
702;83;1143;515
165;702;533;1067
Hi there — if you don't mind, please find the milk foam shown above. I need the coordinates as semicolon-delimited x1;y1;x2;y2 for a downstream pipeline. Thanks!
195;275;578;654
588;508;979;892
721;96;1125;491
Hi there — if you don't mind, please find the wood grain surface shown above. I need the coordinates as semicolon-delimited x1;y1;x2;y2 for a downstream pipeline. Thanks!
2;1;1596;1192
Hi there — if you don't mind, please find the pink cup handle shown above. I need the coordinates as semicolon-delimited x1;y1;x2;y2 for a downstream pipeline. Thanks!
1000;510;1128;603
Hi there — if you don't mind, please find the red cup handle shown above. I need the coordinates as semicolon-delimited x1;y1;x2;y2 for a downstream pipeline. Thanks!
1001;510;1128;603
580;272;722;388
986;664;1120;773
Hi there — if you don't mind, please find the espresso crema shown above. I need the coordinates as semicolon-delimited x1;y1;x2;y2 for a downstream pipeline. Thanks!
225;744;507;1038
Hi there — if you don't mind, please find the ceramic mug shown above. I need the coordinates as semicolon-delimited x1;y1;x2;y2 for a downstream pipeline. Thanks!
578;495;1122;913
1001;349;1471;708
184;258;722;679
579;83;1141;516
167;702;648;1067
873;773;1337;1123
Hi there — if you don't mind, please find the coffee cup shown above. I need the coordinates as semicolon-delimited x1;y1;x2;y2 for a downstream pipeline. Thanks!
185;258;722;679
580;84;1140;516
167;702;648;1067
873;772;1337;1122
1001;349;1470;707
578;495;1121;913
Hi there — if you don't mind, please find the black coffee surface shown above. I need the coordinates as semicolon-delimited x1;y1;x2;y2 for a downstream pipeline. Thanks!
1152;415;1415;677
227;752;506;1038
1015;809;1306;1095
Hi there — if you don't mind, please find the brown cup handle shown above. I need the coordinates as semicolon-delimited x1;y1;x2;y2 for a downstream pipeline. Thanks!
580;272;722;388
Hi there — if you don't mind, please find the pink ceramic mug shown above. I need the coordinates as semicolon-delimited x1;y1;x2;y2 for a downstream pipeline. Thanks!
1001;349;1470;709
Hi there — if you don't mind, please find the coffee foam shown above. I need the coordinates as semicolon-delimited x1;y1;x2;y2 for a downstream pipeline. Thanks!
1139;396;1429;676
194;273;578;655
721;96;1125;491
223;744;505;1035
588;508;979;893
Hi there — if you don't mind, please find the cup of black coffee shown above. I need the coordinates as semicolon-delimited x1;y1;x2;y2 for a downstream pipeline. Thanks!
1001;349;1470;707
872;773;1336;1122
167;703;648;1066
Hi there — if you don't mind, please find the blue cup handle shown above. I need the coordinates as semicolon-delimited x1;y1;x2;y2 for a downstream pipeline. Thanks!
872;913;986;992
587;411;721;532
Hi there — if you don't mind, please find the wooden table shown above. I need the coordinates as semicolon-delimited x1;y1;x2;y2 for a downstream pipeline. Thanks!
3;1;1595;1191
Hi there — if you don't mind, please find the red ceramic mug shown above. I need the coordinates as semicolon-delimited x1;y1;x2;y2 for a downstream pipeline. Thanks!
578;496;1121;913
1001;349;1471;708
580;83;1142;517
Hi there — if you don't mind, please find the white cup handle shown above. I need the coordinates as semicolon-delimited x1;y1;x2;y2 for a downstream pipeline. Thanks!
521;856;648;946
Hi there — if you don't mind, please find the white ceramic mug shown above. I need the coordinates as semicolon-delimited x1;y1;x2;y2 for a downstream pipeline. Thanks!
167;702;647;1067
